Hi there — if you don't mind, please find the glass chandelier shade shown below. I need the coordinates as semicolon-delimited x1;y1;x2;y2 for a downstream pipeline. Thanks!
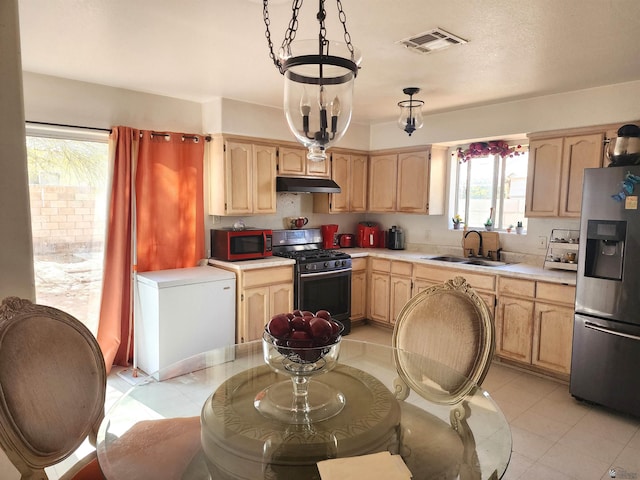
282;40;361;161
263;0;360;161
397;87;424;136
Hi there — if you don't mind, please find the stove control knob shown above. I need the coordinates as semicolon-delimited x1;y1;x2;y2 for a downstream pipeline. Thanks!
305;264;311;271
324;262;330;268
335;260;341;267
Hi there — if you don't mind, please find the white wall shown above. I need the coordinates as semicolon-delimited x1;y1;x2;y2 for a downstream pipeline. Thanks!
16;73;640;265
370;80;640;150
0;0;35;304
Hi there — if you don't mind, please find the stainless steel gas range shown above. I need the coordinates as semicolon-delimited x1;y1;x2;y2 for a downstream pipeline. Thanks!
272;229;352;334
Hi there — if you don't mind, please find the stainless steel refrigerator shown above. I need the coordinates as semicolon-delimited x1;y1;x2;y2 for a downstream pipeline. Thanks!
571;165;640;417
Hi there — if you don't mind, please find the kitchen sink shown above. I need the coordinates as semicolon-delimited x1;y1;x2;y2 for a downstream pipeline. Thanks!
427;256;468;263
422;255;510;268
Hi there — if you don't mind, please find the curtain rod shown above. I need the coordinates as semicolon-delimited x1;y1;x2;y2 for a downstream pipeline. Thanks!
149;131;212;142
26;120;112;133
26;121;212;142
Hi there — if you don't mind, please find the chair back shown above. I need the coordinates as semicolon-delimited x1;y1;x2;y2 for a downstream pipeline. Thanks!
0;297;106;478
392;276;495;405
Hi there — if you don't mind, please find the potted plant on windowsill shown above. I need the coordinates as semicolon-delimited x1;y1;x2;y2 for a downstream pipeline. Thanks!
506;224;514;233
484;218;493;232
515;221;523;234
452;214;463;230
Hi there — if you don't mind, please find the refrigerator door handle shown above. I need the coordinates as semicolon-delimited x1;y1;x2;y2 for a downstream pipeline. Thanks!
585;321;640;342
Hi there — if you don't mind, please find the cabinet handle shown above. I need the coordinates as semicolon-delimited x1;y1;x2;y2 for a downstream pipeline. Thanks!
585;322;640;342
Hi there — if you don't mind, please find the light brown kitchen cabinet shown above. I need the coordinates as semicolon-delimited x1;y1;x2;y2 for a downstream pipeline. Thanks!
412;263;496;316
221;265;293;344
532;301;574;374
367;146;446;214
368;259;413;326
526;133;603;218
496;296;535;364
207;137;277;215
350;257;367;322
278;146;330;178
390;261;413;324
313;150;368;213
495;277;575;377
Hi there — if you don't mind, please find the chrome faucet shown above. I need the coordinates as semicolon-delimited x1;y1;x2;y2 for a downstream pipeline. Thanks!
464;230;483;257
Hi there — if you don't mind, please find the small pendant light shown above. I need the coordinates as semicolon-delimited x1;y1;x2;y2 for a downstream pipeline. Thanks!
398;87;424;136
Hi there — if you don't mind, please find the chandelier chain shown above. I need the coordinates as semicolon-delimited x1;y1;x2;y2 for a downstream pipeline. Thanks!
262;0;304;74
336;0;354;57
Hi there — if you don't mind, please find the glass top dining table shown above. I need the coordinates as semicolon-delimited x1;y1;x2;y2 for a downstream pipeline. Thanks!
96;339;512;480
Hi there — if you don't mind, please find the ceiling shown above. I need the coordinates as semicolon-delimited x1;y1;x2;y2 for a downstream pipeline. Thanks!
17;0;640;125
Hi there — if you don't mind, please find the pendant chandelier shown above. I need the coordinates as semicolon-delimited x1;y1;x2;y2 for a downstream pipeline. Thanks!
398;87;424;136
263;0;361;161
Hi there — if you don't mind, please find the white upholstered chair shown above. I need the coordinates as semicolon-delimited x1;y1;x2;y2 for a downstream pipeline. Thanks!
392;276;497;480
0;296;106;480
0;297;203;480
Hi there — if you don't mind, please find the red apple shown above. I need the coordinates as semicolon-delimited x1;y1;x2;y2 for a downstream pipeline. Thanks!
290;315;309;332
329;320;342;337
292;309;303;317
267;313;290;339
315;309;331;320
301;310;314;317
287;330;313;348
309;316;333;344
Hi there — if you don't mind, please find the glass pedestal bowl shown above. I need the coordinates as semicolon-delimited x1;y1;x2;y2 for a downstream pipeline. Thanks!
255;326;345;425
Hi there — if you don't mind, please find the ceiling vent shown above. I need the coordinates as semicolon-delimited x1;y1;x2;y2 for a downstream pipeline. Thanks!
397;28;467;54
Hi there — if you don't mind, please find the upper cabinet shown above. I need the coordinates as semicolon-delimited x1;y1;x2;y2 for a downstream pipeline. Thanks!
207;136;277;216
313;150;368;213
526;132;603;218
367;146;446;214
278;146;330;178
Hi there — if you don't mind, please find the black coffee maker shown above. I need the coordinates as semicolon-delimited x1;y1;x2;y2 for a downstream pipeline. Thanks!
387;225;405;250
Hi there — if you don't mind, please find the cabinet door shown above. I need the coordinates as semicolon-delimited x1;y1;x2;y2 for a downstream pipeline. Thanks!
270;283;293;319
532;302;574;374
559;133;604;217
369;272;390;323
413;279;438;295
278;147;306;176
243;286;270;343
253;144;277;214
350;154;368;212
496;296;534;363
368;154;397;212
330;152;350;212
225;141;253;215
307;154;331;177
390;276;412;324
397;151;429;213
525;138;563;217
350;270;367;321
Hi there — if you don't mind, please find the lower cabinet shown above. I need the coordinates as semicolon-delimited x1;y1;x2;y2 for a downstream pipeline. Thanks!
350;258;367;322
218;265;293;344
496;277;574;376
367;258;412;325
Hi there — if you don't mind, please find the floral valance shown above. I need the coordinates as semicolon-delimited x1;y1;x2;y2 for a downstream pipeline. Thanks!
454;140;523;163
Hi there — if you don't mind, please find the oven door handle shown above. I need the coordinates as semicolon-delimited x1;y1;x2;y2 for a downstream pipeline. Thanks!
299;268;352;278
585;321;640;342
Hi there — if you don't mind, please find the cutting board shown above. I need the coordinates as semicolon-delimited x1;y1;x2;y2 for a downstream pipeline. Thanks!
462;231;500;261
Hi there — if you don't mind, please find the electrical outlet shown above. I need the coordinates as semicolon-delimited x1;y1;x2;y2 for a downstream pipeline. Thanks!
538;236;547;249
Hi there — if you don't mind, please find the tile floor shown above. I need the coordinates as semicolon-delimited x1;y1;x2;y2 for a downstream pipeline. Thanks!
349;323;640;480
19;323;638;480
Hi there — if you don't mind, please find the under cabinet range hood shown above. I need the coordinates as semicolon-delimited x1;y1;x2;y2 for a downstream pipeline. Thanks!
276;176;341;193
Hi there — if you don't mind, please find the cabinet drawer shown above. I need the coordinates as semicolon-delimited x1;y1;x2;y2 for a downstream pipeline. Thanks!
498;277;535;298
391;261;412;276
536;282;575;305
243;267;292;288
351;257;367;271
414;265;495;292
370;258;391;273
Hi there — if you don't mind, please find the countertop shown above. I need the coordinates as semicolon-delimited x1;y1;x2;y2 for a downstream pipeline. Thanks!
207;249;576;286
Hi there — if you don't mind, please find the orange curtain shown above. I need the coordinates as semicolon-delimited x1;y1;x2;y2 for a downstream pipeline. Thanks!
135;132;205;272
97;127;205;372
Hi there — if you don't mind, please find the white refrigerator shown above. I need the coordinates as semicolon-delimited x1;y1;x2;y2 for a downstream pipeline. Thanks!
135;266;236;380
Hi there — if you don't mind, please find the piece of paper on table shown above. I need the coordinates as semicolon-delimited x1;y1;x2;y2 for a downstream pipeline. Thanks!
317;451;412;480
